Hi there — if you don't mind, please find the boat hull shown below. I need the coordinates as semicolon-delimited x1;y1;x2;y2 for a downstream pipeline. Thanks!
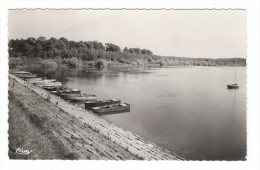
42;86;67;91
51;89;81;95
227;84;239;89
91;103;130;113
59;90;81;96
26;78;44;81
29;79;56;83
65;94;97;101
85;99;121;108
11;71;30;74
17;74;37;78
35;82;62;87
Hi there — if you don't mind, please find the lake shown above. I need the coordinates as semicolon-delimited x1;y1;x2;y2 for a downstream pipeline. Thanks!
28;66;247;160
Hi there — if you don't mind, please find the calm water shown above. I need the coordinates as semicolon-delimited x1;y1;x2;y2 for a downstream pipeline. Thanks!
28;66;246;160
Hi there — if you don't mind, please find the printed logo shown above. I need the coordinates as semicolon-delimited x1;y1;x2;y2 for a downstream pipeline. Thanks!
16;148;32;155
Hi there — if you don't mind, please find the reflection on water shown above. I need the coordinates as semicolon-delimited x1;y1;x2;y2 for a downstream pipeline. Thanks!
28;66;246;160
93;110;130;116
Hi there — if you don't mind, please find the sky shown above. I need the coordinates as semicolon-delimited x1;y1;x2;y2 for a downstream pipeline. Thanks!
8;10;246;58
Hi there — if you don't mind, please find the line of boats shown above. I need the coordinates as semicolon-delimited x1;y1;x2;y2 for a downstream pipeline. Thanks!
10;69;130;115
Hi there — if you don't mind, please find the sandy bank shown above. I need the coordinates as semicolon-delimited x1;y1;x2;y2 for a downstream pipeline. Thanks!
9;74;184;160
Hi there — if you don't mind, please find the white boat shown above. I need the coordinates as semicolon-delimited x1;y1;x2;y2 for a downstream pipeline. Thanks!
35;82;62;87
29;79;56;83
26;78;44;81
11;71;31;74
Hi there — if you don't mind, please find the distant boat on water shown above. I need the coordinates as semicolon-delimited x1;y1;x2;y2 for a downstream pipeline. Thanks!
227;58;239;89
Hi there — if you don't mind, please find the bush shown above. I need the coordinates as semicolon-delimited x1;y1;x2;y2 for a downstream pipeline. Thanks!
135;59;144;66
41;60;58;69
53;56;62;65
159;60;167;66
95;59;108;68
62;57;82;68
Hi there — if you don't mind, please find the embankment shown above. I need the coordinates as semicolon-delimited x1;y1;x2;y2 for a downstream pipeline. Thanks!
9;74;184;160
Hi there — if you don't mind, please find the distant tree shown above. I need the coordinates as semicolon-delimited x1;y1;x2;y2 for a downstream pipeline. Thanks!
49;37;57;43
37;36;46;42
141;49;153;55
105;43;121;52
123;47;129;53
129;48;134;53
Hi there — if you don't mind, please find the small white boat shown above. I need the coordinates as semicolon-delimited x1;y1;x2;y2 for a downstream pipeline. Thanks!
64;94;97;101
35;82;62;87
17;74;38;78
26;78;44;81
11;71;31;74
91;103;130;113
29;79;56;83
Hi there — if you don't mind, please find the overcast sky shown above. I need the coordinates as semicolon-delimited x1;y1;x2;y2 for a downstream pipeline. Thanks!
8;10;246;58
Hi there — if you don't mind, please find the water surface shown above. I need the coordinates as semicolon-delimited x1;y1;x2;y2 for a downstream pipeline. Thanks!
29;66;246;160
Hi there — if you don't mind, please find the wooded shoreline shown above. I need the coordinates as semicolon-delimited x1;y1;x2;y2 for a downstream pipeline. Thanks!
9;37;246;69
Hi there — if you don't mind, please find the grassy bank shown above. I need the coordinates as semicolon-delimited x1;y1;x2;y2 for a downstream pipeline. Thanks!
8;77;140;160
8;90;80;159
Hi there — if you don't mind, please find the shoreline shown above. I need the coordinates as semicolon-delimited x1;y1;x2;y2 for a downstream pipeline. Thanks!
9;73;184;160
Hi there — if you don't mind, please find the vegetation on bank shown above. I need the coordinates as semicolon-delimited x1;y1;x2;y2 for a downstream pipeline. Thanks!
8;36;246;68
8;90;80;159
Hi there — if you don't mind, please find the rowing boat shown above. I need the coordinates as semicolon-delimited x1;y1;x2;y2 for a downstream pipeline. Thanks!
29;79;56;83
50;88;80;95
64;94;97;101
91;103;130;113
10;71;30;74
43;86;65;91
85;99;121;108
59;89;81;95
35;82;62;87
26;78;44;81
17;74;37;78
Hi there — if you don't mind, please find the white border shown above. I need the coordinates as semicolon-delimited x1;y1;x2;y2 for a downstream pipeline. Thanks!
1;1;259;170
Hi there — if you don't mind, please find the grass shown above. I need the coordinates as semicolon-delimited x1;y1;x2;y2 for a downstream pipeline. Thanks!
8;91;79;159
9;92;54;159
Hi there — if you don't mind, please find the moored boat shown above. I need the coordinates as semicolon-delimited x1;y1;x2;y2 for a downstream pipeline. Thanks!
17;74;37;78
85;99;121;109
10;69;20;71
227;57;239;89
227;84;239;89
26;77;44;81
50;88;80;95
59;89;81;95
91;103;130;113
43;86;65;91
29;79;56;84
64;94;97;101
35;82;62;87
10;71;30;74
60;93;81;98
50;90;61;95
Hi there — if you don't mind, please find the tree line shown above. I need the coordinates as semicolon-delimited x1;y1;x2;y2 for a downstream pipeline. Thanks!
8;36;246;67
